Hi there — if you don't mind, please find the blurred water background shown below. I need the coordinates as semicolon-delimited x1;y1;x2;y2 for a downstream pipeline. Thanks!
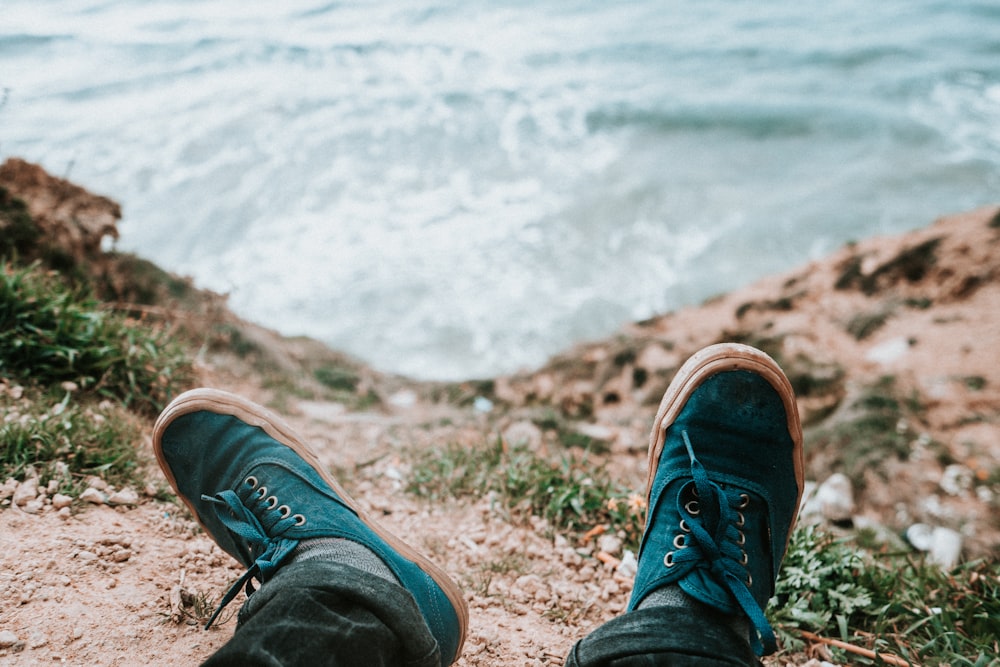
3;0;999;379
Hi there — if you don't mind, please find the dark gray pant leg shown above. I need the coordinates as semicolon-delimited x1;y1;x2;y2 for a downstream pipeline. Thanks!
564;607;760;667
203;561;441;667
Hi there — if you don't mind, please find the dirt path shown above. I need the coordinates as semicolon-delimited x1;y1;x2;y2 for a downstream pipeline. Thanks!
0;394;633;667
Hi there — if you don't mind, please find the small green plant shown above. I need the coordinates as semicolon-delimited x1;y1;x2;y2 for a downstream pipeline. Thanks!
771;524;1000;665
406;438;645;549
0;384;144;491
0;186;40;258
807;376;929;484
0;263;194;414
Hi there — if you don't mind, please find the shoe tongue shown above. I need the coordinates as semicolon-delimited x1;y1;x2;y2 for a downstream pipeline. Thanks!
679;569;739;615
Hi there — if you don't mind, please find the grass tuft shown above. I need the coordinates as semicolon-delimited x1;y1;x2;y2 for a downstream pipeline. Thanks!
0;262;194;415
772;524;1000;665
406;437;645;549
0;383;145;491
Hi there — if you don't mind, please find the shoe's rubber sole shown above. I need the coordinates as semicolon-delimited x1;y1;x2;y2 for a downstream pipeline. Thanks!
153;388;469;655
646;343;805;552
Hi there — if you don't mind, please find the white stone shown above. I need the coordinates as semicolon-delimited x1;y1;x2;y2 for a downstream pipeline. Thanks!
815;473;855;522
906;523;963;570
51;494;74;510
78;488;106;505
502;421;543;449
939;464;974;496
865;337;910;366
107;488;139;506
12;477;38;507
387;389;417;409
0;478;18;501
597;534;623;556
617;550;638;578
0;630;20;648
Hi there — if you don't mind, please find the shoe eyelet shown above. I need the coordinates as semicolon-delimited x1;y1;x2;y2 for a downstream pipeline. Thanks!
736;511;745;527
255;486;268;499
690;486;699;498
679;519;690;533
265;495;279;510
746;573;753;586
673;534;686;549
278;505;291;519
245;476;258;489
293;514;306;526
740;551;748;565
736;530;746;546
663;551;675;568
684;500;700;516
738;493;750;509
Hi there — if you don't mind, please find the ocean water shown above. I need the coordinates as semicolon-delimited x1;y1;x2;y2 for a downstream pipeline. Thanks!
3;1;999;379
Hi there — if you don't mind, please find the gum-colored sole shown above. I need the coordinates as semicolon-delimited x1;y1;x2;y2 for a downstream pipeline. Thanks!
153;388;469;658
645;343;805;550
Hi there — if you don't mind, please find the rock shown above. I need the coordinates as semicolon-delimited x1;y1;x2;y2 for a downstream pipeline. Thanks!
502;421;543;449
51;493;74;510
597;534;623;556
0;157;121;265
906;523;963;570
78;488;106;505
865;336;911;366
84;476;109;492
617;550;638;578
0;478;17;501
387;389;417;409
107;488;139;506
0;630;19;648
939;464;974;496
22;499;44;514
12;477;39;507
815;473;855;523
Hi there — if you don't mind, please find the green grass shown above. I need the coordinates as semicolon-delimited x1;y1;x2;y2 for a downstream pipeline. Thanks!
1;261;196;491
806;375;938;485
0;383;145;492
0;262;194;415
406;437;646;549
772;524;1000;666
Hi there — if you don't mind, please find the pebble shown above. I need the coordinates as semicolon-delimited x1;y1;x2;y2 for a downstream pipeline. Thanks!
906;523;963;570
107;488;139;506
79;488;106;505
816;473;855;522
22;498;44;514
0;630;19;648
501;421;543;449
0;478;17;501
12;477;39;507
616;550;638;578
51;493;74;510
939;464;974;496
597;534;623;556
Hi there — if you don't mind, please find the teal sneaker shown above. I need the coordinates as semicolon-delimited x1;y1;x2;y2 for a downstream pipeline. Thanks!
627;344;804;656
153;388;467;666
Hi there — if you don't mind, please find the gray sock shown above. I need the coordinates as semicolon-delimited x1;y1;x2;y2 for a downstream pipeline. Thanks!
637;585;749;639
289;538;400;584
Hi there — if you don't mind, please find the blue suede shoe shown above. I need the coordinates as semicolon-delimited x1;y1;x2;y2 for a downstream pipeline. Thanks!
627;344;804;656
153;388;467;666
